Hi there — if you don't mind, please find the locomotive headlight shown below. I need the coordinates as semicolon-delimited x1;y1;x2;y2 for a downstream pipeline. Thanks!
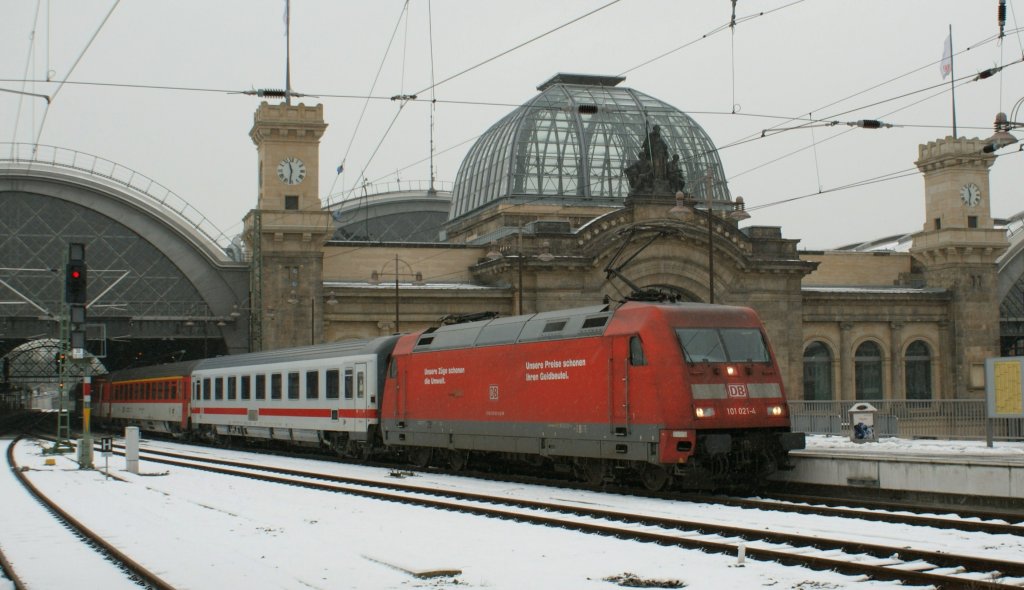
695;407;715;418
768;405;784;417
726;366;736;376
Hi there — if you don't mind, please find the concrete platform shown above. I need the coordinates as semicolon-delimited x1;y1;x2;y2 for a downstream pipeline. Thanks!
769;435;1024;508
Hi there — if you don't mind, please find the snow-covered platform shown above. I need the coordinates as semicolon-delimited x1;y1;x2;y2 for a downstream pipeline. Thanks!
770;436;1024;506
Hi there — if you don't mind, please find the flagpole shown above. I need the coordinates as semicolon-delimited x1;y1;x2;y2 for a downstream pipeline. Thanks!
284;0;292;104
949;24;957;138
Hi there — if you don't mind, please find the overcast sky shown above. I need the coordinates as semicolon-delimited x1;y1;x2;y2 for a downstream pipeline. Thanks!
3;1;1023;251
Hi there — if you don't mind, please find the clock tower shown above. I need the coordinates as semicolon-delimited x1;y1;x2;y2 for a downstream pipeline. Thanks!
910;136;1008;398
243;101;331;351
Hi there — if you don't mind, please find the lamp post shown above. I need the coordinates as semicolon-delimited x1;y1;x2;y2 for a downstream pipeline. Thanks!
669;171;750;304
486;229;554;315
370;255;422;333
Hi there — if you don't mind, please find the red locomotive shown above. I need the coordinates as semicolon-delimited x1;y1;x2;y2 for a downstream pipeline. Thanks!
93;301;803;490
382;301;803;490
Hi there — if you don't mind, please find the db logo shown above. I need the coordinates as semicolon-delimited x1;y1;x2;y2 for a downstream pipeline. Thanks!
727;384;748;398
489;384;499;401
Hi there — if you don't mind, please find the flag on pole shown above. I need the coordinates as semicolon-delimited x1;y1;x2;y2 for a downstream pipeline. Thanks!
940;33;952;79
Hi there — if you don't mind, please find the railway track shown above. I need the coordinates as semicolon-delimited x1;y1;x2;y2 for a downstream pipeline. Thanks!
674;492;1024;536
104;441;1024;589
4;437;178;590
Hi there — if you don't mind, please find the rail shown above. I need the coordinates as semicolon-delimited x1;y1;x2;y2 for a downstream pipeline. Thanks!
1;142;234;253
788;399;1024;441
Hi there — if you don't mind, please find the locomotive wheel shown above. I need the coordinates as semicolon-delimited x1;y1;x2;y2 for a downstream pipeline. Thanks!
448;449;469;471
575;458;606;485
409;447;432;468
640;464;671;492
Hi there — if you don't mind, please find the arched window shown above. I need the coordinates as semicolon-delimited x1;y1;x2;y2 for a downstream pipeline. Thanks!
855;341;883;400
802;341;833;401
904;340;932;400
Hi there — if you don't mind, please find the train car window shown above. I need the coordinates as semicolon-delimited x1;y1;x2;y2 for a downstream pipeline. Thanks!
241;375;251;400
215;378;224;400
271;374;282;400
203;378;211;400
227;376;237;400
326;370;340;399
255;374;266;400
287;372;300;400
356;371;365;399
169;382;177;400
193;382;199;401
629;336;647;366
344;368;354;399
388;359;397;378
306;371;319;399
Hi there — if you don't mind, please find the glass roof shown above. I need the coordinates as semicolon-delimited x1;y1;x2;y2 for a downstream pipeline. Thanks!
450;74;731;221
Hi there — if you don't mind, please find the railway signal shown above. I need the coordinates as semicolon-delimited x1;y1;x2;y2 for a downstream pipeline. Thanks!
65;243;87;304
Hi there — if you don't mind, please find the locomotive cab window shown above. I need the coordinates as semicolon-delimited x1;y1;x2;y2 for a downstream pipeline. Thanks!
676;328;770;364
629;336;647;366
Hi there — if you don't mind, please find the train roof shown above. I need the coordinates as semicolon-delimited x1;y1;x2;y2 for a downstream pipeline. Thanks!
194;335;400;371
411;301;761;353
104;359;205;381
413;304;611;352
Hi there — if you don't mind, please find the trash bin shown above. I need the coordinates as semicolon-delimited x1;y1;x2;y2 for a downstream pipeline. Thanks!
849;402;877;443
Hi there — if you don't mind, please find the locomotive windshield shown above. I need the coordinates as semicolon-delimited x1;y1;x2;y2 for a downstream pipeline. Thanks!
675;328;771;364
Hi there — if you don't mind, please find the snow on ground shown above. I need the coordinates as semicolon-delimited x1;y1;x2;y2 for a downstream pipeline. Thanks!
805;434;1024;458
2;435;1022;589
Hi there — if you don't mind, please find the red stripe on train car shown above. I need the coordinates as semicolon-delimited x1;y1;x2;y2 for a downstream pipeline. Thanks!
259;408;332;418
191;407;378;418
198;407;248;415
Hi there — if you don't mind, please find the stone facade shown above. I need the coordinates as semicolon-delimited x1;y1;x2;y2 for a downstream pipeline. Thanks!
244;97;1007;404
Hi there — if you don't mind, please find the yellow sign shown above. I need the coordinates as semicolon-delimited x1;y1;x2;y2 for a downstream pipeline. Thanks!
993;360;1023;415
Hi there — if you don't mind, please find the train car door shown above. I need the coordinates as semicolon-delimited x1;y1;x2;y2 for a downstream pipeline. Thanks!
608;335;632;436
354;362;369;424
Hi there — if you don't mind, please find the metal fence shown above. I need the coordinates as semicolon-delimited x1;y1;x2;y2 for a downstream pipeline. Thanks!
788;400;1024;441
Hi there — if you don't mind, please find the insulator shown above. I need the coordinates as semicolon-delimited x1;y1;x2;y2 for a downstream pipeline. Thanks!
577;104;599;115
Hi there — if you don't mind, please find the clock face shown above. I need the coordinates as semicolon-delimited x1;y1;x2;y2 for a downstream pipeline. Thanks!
277;157;306;185
960;183;981;207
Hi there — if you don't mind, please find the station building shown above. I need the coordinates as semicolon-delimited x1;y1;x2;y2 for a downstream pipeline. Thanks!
2;73;1022;403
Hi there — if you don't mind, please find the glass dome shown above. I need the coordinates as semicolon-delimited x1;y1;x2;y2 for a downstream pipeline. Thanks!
450;74;731;221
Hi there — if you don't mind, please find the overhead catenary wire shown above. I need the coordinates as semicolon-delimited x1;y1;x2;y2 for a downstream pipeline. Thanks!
31;0;121;151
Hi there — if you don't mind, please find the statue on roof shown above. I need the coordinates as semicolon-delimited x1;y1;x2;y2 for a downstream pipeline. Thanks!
624;124;680;197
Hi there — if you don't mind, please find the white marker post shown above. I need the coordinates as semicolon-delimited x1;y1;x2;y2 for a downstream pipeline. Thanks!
125;426;140;474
